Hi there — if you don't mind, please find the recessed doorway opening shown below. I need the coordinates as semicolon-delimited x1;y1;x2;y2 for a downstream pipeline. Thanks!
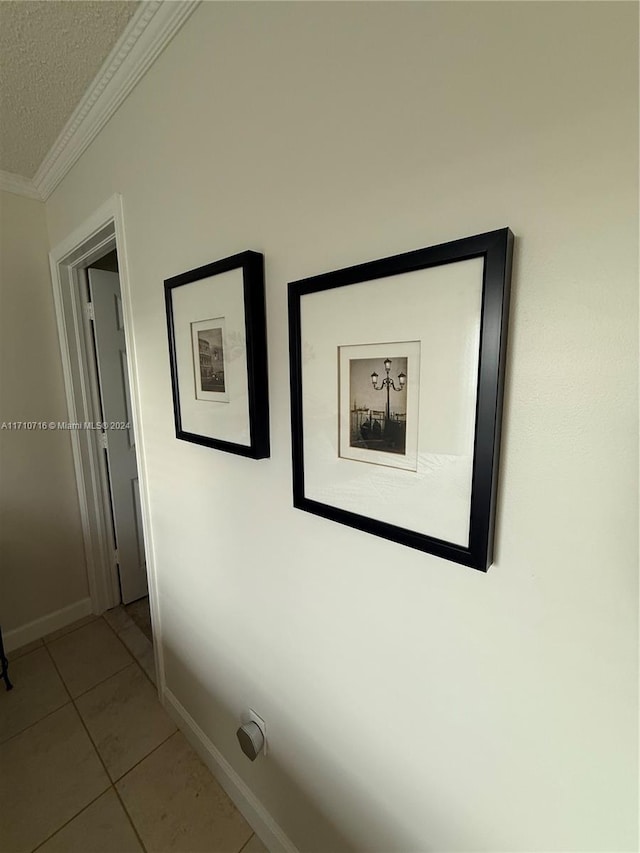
49;195;162;688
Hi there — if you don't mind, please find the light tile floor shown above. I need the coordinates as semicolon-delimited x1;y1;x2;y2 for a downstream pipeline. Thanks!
124;597;153;644
0;613;269;853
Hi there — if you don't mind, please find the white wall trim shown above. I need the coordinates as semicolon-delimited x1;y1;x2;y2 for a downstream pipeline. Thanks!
50;231;119;618
49;194;166;699
163;688;300;853
0;170;41;200
4;598;93;652
32;0;200;201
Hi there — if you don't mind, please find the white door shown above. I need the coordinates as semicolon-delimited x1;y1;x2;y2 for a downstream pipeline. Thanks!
88;268;148;603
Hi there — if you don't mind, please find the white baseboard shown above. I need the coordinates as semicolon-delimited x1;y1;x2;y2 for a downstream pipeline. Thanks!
3;597;93;651
163;687;299;853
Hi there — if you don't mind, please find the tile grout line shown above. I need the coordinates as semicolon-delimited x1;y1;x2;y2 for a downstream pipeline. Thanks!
0;626;83;746
106;784;149;853
16;613;255;853
97;613;189;843
1;654;139;748
29;787;114;853
73;659;135;700
0;695;72;748
42;615;99;647
42;629;150;853
0;643;74;746
101;607;143;646
238;832;257;853
48;611;151;697
28;644;114;853
44;615;137;697
111;728;178;785
12;611;163;853
4;631;133;713
7;639;44;662
101;608;158;689
67;613;133;661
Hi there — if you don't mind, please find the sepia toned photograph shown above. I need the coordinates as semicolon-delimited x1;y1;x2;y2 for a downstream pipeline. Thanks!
198;326;225;392
349;356;408;454
338;341;420;472
191;318;229;402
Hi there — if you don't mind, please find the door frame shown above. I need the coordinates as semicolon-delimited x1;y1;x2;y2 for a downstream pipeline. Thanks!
49;194;163;690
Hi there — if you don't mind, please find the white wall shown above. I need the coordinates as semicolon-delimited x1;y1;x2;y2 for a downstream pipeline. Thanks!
44;3;638;850
0;190;88;634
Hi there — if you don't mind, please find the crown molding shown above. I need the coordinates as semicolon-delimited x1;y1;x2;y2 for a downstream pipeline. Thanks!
0;170;42;200
31;0;200;201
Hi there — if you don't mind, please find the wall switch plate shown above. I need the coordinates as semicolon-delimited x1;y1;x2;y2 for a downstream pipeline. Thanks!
241;708;267;756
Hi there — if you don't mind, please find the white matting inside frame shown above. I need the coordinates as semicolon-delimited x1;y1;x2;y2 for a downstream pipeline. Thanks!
172;268;251;446
300;257;483;547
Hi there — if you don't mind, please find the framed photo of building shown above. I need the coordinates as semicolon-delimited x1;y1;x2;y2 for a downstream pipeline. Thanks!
191;318;229;403
288;228;514;571
165;251;270;458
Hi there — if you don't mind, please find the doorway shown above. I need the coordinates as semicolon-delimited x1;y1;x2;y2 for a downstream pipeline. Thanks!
85;254;148;605
49;195;161;684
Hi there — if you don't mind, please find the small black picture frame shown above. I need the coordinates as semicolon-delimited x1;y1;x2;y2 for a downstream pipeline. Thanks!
288;228;513;571
165;251;270;459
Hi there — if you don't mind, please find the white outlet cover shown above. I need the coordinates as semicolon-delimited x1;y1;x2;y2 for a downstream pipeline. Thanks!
241;708;267;755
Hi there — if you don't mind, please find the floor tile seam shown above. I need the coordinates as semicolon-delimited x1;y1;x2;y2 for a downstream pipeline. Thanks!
0;643;81;750
15;617;153;853
28;786;113;853
44;643;116;784
135;651;157;690
45;644;73;703
49;624;170;786
16;669;110;852
238;833;258;853
7;643;47;666
42;615;99;648
71;660;139;702
116;632;154;668
42;643;74;702
17;645;114;853
112;727;179;785
102;610;142;651
7;639;44;661
110;782;149;853
42;625;154;710
0;697;73;748
123;612;154;647
101;609;157;691
59;648;150;853
55;623;167;853
104;607;138;635
45;615;135;674
44;616;137;697
120;628;154;656
103;614;159;684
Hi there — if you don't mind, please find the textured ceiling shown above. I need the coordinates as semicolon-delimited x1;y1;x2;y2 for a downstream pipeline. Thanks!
0;1;139;178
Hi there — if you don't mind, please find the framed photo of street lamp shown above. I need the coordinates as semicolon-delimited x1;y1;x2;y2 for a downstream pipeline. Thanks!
165;251;270;459
338;341;421;471
288;228;513;571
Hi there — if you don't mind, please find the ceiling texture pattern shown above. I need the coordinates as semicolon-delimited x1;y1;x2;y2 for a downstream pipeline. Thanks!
0;1;139;178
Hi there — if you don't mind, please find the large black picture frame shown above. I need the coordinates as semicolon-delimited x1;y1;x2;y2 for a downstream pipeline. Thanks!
288;229;513;571
165;251;270;459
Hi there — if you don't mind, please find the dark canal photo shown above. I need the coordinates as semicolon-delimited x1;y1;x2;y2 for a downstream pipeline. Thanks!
349;356;408;455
